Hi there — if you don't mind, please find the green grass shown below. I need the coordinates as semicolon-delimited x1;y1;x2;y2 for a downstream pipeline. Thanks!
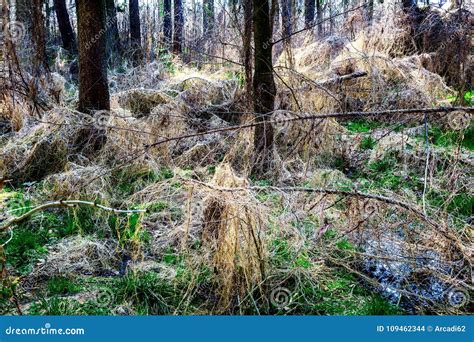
360;136;376;150
428;125;474;151
29;297;112;315
47;276;82;296
115;271;177;315
345;120;384;133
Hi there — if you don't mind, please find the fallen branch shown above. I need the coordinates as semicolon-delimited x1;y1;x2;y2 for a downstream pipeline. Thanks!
319;71;368;86
144;106;474;149
0;200;146;232
183;179;439;228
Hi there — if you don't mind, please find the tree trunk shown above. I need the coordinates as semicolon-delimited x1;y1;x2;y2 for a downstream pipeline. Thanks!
173;0;184;54
77;0;110;113
163;0;172;48
329;0;334;35
402;0;416;13
15;0;30;30
31;0;48;73
252;0;276;176
53;0;77;54
316;0;322;37
106;0;121;61
243;0;253;107
203;0;215;38
129;0;142;64
367;0;374;23
281;0;292;42
304;0;315;28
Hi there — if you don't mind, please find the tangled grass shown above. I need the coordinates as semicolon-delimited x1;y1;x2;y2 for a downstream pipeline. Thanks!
0;8;472;316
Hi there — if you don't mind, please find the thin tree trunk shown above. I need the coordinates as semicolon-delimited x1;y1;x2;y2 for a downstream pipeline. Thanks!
106;0;122;61
77;0;110;113
281;0;292;43
252;0;276;176
15;0;30;30
316;0;322;37
32;0;48;73
203;0;215;38
53;0;77;54
163;0;172;49
129;0;142;64
304;0;315;28
243;0;253;107
173;0;184;54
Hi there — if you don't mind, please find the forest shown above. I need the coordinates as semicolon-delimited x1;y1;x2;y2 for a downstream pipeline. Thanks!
0;0;472;316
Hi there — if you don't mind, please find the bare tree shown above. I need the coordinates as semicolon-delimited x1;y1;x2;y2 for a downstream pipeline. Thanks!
163;0;172;49
173;0;184;54
77;0;110;112
252;0;276;175
53;0;77;54
203;0;215;38
129;0;142;64
106;0;122;61
304;0;315;28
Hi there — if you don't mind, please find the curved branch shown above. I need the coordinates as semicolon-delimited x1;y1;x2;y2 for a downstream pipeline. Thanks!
0;200;146;232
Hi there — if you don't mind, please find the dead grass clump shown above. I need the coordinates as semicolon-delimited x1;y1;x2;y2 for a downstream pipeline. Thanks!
110;61;167;92
112;89;172;116
275;116;347;162
41;164;109;200
200;163;267;311
31;236;119;279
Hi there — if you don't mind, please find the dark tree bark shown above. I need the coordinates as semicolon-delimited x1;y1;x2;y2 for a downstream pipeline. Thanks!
252;0;276;176
129;0;142;64
173;0;184;54
106;0;122;61
281;0;292;42
77;0;110;113
53;0;77;54
32;0;48;72
243;0;253;106
402;0;417;12
163;0;172;48
15;0;31;30
203;0;215;37
316;0;322;36
367;0;374;23
304;0;315;28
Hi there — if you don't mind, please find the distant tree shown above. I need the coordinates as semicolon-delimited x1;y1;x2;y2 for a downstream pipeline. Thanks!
252;0;276;175
15;0;30;30
163;0;172;48
243;0;253;105
203;0;215;38
106;0;122;61
77;0;110;112
173;0;184;54
316;0;322;36
53;0;77;54
129;0;142;64
281;0;292;42
304;0;315;28
31;0;48;72
367;0;374;22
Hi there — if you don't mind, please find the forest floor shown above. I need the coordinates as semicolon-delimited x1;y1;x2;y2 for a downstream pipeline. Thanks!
0;10;473;316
